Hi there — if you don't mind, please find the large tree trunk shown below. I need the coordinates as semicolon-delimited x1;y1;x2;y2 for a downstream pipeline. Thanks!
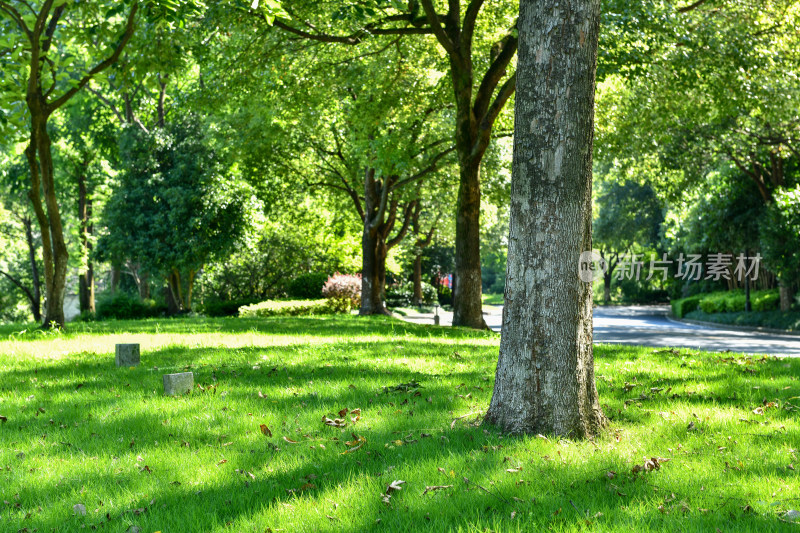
486;0;605;437
360;226;388;315
452;160;487;328
78;171;95;314
22;216;42;323
779;281;795;312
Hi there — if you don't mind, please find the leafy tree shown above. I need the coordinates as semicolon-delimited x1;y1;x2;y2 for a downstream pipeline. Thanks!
0;0;203;327
593;179;663;303
761;186;800;310
0;159;42;322
250;0;518;328
100;117;253;312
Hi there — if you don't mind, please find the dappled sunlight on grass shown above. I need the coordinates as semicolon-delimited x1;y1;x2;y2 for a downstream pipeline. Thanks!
0;315;798;531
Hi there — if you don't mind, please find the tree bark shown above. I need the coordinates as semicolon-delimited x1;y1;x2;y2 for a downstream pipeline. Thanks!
78;170;95;313
452;160;487;328
361;227;389;315
412;255;424;306
779;281;795;312
486;0;605;437
23;216;42;322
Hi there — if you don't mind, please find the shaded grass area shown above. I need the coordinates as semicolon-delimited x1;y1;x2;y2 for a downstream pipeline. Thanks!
0;315;798;532
685;309;800;332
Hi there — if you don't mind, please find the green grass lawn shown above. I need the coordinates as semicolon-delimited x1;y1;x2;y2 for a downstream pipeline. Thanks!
482;293;504;306
1;316;798;532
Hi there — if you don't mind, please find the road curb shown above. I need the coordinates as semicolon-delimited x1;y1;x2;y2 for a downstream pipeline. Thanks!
667;315;800;337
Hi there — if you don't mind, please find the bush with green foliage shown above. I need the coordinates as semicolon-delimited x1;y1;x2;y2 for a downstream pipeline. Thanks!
671;295;702;318
673;289;779;318
96;292;167;320
200;298;261;317
288;273;331;299
385;281;437;308
321;273;361;309
437;286;453;306
238;299;341;318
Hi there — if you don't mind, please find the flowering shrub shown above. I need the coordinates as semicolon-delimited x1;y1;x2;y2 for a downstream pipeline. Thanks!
238;299;340;317
322;273;362;310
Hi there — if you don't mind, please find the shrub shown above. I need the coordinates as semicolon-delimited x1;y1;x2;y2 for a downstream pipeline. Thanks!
201;298;260;317
288;273;330;299
386;281;437;308
671;295;702;318
238;299;341;318
437;286;453;306
753;290;780;311
96;291;166;320
322;273;361;309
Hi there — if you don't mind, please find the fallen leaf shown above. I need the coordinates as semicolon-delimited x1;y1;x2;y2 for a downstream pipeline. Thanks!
322;416;347;428
342;434;366;454
338;408;349;417
217;459;228;465
260;424;272;437
283;436;298;444
422;485;452;496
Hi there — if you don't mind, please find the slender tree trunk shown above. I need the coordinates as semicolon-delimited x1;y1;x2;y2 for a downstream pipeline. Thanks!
412;255;424;306
779;281;795;312
452;160;487;328
186;269;196;311
603;272;611;305
111;266;121;292
138;271;150;300
78;172;95;313
486;0;605;437
26;109;68;328
22;217;42;322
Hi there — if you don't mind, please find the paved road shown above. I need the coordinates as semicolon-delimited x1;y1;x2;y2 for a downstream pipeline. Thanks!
400;305;800;357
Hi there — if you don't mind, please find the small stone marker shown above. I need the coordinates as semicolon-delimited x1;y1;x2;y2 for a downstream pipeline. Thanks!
115;344;140;367
163;372;194;396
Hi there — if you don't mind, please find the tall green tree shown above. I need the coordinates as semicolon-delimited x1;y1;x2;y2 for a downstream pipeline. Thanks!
0;0;201;326
257;0;518;328
101;117;253;312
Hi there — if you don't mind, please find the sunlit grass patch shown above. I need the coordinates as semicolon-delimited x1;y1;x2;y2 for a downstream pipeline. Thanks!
0;316;798;532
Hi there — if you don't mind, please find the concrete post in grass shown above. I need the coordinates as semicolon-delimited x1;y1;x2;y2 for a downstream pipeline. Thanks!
163;372;194;396
115;344;140;367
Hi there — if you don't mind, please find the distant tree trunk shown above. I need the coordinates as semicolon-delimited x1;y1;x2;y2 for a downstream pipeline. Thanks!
486;0;605;437
23;216;42;323
411;203;436;307
779;281;795;312
111;266;121;292
138;271;150;300
452;162;487;328
78;171;95;314
603;273;612;305
412;255;424;305
361;225;389;315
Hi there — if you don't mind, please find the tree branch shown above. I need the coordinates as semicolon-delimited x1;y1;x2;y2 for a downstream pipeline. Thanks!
473;27;518;124
474;71;516;157
420;0;457;55
0;1;33;40
47;2;139;112
677;0;710;13
387;200;417;250
392;146;457;191
462;0;485;48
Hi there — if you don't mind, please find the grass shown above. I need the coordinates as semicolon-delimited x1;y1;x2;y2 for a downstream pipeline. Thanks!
482;293;504;306
1;315;799;532
685;309;800;332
